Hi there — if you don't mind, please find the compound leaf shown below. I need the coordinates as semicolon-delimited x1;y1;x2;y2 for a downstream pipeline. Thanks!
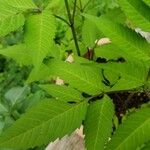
118;0;150;32
40;84;84;102
24;10;56;70
98;61;148;92
2;0;37;11
82;19;98;48
0;14;25;37
0;100;87;149
0;0;37;37
84;14;150;62
84;95;114;150
106;108;150;150
46;59;104;95
0;44;32;65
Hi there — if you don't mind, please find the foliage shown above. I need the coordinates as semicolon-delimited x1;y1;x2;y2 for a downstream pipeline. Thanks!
0;100;87;149
0;0;149;150
106;107;150;150
84;95;114;150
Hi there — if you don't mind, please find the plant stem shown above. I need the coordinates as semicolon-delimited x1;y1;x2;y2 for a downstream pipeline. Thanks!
54;14;70;26
64;0;81;56
72;0;77;22
79;0;83;11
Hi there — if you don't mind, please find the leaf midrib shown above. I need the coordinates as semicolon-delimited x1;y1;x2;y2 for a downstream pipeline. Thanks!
96;17;150;60
93;100;109;150
120;0;150;23
98;63;144;84
0;102;86;146
58;66;102;92
42;86;82;101
35;14;43;65
114;117;150;150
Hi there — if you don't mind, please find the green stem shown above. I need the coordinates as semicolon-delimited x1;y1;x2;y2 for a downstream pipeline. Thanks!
64;0;81;56
54;14;70;26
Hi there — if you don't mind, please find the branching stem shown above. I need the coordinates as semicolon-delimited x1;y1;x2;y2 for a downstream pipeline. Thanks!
64;0;81;56
54;14;70;26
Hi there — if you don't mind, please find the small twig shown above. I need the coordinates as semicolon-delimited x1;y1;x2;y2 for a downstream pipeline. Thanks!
72;0;77;23
54;14;70;26
87;93;104;102
79;0;83;11
64;0;81;56
64;0;72;24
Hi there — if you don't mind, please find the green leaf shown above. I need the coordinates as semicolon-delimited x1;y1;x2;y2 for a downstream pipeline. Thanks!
39;84;84;102
0;1;17;17
96;61;148;91
46;0;64;10
27;63;52;83
46;59;104;95
84;14;150;62
0;119;5;136
95;44;124;60
104;8;126;24
0;100;87;149
84;95;114;150
0;0;37;37
142;142;150;150
2;0;37;10
82;19;98;48
0;103;8;114
27;57;94;83
24;10;56;70
118;0;150;31
5;85;30;107
49;44;63;59
0;14;25;37
106;108;150;150
21;91;44;112
95;42;149;62
143;0;150;7
0;44;32;65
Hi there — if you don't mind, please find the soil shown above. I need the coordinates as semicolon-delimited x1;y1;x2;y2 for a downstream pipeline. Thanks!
109;92;150;122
